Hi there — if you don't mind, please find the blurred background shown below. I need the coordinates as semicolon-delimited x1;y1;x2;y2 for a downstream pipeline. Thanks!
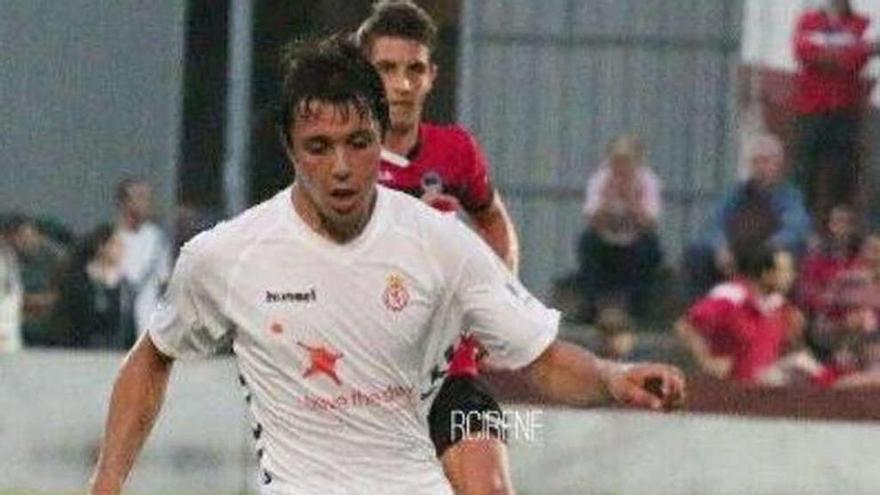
4;0;880;494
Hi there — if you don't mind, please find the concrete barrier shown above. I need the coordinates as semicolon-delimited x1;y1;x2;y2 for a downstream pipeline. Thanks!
3;351;880;494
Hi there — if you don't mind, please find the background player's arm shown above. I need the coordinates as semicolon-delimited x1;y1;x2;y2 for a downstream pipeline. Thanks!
523;340;685;410
675;318;732;379
469;192;520;274
89;334;173;495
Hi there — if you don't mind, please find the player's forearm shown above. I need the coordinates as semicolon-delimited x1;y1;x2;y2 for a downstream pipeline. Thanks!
472;194;520;274
524;340;617;407
675;320;730;378
89;335;173;495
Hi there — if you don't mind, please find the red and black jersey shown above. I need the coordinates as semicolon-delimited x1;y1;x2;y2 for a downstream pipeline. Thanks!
379;123;495;214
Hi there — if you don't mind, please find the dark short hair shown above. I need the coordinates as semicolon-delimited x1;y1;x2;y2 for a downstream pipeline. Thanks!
356;0;437;55
277;35;389;146
733;244;778;280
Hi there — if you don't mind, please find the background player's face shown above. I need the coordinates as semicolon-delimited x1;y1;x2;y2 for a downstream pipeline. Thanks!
749;150;784;187
828;206;856;242
368;36;436;133
123;182;154;222
288;101;381;236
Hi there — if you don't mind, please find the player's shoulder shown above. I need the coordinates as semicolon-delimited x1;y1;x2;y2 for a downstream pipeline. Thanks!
706;281;749;306
379;186;467;240
421;122;479;150
181;189;289;265
380;186;448;225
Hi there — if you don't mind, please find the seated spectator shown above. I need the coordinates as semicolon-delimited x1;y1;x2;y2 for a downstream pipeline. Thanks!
676;245;808;384
685;134;812;300
809;233;880;370
0;237;22;353
52;225;135;350
796;204;862;317
0;213;67;346
577;134;663;322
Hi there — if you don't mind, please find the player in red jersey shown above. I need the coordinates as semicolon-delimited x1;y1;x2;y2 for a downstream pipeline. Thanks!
357;2;520;493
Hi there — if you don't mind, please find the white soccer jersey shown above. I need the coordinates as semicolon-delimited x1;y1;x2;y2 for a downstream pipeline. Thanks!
149;186;559;495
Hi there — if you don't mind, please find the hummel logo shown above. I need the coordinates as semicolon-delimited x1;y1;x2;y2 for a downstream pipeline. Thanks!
265;289;317;303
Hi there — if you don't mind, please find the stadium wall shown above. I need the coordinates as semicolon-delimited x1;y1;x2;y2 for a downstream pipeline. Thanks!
0;1;185;234
4;351;880;495
456;0;743;297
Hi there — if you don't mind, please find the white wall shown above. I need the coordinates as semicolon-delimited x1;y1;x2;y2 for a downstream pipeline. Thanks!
4;351;880;494
0;1;186;233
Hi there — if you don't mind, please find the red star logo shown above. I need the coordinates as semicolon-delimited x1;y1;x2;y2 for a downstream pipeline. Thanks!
298;342;343;386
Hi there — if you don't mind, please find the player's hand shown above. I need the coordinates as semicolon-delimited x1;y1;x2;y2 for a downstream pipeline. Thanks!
604;362;686;411
420;190;461;213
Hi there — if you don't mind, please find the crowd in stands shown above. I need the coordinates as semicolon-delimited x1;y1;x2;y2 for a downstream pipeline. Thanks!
573;0;880;389
0;178;184;353
2;1;880;394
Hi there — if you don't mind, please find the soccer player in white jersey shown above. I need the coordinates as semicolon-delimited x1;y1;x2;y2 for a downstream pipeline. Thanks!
88;37;685;495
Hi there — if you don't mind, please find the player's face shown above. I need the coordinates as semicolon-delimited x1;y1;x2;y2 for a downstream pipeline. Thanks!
287;101;381;238
125;183;154;221
750;151;783;186
828;207;855;241
368;36;436;133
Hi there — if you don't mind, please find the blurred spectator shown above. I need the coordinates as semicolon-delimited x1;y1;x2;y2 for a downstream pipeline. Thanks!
53;225;135;349
1;213;66;346
809;234;880;370
685;134;811;299
577;134;662;322
676;246;807;384
0;237;23;353
114;178;171;334
795;204;863;318
792;0;880;222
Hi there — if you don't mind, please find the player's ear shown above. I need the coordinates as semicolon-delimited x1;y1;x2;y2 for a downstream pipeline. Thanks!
279;129;296;165
428;62;438;88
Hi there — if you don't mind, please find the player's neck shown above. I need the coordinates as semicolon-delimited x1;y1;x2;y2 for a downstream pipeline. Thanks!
291;186;377;244
118;213;143;231
384;124;420;157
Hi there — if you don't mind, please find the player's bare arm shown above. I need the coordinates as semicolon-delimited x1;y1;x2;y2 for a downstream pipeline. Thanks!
524;340;686;410
675;318;732;379
469;192;520;274
89;333;174;495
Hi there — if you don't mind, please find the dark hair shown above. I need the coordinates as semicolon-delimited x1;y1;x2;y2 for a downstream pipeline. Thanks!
733;244;777;279
277;35;389;147
356;0;437;55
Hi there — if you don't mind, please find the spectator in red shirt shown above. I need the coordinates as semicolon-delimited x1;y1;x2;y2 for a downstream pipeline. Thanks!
792;0;880;222
810;234;880;368
795;204;863;318
677;245;800;383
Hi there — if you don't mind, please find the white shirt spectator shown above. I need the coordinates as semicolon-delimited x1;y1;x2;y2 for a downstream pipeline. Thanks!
118;222;171;335
149;186;559;494
583;161;662;246
0;244;23;353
